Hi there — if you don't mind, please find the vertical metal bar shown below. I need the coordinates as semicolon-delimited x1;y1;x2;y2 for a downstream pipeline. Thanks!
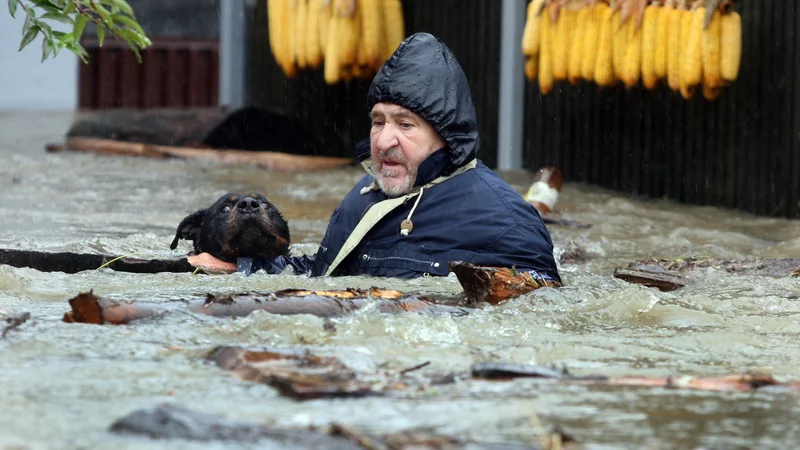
497;0;527;170
792;0;800;217
220;0;248;108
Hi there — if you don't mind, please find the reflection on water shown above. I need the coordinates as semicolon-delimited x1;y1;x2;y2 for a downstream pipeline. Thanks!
1;112;799;449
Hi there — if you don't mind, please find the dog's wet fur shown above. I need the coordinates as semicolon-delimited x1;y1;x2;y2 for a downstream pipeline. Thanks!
170;192;290;263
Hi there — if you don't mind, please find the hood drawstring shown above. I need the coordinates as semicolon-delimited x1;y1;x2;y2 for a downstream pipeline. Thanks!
359;179;423;236
400;187;424;236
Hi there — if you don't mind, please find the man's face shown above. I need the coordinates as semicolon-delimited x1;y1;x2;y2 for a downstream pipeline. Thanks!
369;102;446;197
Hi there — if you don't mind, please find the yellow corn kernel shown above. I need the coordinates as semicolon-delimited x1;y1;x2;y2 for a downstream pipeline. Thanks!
381;0;405;61
667;8;683;91
357;0;381;67
593;3;615;86
580;4;599;82
269;0;297;78
568;7;589;84
552;8;572;81
654;5;670;79
621;16;641;87
318;0;331;57
641;5;659;89
702;9;722;88
681;7;704;92
334;0;359;66
522;0;545;56
323;13;342;84
612;10;625;79
295;0;308;69
720;11;742;82
525;55;538;81
306;0;323;68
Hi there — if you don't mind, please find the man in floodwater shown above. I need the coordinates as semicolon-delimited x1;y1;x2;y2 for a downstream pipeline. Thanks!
189;32;561;284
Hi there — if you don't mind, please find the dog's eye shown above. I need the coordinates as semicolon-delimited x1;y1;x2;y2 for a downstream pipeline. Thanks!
222;205;231;213
260;202;270;210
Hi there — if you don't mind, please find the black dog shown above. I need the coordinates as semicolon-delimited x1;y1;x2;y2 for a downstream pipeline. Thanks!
170;192;291;263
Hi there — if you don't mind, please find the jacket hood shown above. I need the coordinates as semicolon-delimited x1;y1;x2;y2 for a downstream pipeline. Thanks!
366;32;479;171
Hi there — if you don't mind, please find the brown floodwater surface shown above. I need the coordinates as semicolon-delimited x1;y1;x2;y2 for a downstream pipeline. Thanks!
1;112;799;449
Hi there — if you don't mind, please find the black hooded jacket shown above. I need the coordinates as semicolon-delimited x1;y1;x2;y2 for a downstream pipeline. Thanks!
254;33;560;282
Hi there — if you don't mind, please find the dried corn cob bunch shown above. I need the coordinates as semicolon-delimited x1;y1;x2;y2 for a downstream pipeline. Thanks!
266;0;406;84
521;0;741;101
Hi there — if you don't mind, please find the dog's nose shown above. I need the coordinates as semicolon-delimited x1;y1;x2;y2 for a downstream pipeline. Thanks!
237;197;260;213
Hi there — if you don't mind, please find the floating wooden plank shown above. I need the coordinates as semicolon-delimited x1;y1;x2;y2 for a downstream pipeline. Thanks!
472;362;800;394
449;262;561;306
612;268;688;292
208;346;382;400
62;290;471;325
47;137;354;172
0;249;194;274
614;257;800;291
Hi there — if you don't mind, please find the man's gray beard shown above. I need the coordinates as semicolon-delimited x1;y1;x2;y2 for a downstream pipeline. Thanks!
377;170;414;197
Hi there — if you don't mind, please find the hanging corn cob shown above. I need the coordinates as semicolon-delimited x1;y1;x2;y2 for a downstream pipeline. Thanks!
520;0;742;100
265;0;406;84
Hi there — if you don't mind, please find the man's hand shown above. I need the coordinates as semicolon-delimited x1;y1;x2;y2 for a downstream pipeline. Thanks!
187;253;237;274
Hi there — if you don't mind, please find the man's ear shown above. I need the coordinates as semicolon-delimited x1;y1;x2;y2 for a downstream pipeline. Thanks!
170;209;206;250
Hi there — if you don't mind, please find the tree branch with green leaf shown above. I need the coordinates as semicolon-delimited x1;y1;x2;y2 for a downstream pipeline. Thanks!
7;0;151;63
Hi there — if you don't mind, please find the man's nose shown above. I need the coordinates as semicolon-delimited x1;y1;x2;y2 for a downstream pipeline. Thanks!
374;125;400;151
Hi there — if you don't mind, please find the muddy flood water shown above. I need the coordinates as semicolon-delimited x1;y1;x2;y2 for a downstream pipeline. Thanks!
1;111;800;449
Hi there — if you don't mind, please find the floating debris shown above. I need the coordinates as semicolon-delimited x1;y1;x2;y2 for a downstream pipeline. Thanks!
613;257;800;291
1;311;31;338
62;289;470;325
109;403;543;449
449;262;561;306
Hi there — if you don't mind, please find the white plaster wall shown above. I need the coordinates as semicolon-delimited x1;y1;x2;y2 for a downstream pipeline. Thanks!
0;10;78;110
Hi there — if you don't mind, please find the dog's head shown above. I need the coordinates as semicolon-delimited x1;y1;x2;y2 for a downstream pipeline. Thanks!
170;192;291;263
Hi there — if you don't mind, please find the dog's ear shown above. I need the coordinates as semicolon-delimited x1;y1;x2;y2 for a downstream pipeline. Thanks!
170;209;206;250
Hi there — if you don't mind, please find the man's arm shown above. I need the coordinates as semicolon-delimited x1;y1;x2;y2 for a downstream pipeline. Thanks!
187;253;316;275
187;253;237;274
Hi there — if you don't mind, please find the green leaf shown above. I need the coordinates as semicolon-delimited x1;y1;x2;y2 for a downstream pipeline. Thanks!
8;0;19;18
47;0;66;7
96;26;105;46
111;0;133;17
36;19;54;41
20;25;41;52
41;36;55;62
114;14;145;38
73;14;88;42
20;9;40;51
94;3;114;26
63;0;76;14
116;28;142;61
41;12;74;24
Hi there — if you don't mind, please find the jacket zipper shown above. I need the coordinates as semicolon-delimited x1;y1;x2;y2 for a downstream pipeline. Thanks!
361;253;441;269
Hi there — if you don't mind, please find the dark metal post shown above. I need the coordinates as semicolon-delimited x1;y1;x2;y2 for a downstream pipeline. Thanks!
220;0;249;108
497;0;527;170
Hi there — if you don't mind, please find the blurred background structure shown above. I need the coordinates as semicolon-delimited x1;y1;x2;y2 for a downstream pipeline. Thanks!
1;0;797;219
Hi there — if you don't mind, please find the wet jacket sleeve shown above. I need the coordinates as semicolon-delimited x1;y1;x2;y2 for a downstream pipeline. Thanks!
237;255;316;276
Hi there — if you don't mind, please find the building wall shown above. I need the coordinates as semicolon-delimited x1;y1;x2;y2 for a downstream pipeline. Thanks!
0;11;77;111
